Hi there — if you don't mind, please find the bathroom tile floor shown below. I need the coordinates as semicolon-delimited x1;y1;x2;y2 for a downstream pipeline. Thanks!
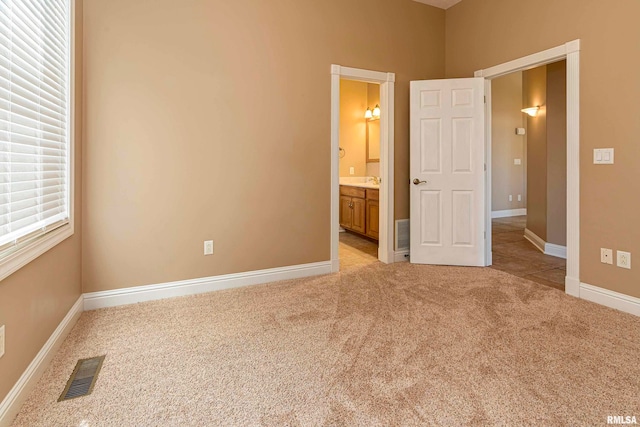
339;231;379;272
489;216;566;291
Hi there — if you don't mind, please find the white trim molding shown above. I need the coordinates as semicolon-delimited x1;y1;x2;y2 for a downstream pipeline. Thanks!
524;228;546;253
394;250;410;263
84;261;332;310
476;39;580;297
330;65;395;272
524;228;567;259
545;243;567;259
580;283;640;317
491;209;527;219
0;296;83;427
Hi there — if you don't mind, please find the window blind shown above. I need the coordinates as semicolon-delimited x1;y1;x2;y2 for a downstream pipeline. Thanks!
0;0;70;252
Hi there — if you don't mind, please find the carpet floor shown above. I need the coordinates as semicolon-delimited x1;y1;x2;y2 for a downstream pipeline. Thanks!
12;263;640;426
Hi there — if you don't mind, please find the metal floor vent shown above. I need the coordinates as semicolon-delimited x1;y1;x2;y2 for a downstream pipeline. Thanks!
58;355;105;402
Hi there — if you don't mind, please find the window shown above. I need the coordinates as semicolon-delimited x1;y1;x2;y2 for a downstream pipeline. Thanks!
0;0;73;279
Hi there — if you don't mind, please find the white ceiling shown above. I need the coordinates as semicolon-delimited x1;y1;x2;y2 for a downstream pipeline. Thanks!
413;0;462;10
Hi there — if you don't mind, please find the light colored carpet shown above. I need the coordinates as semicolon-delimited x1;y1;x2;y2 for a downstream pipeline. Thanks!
12;262;640;426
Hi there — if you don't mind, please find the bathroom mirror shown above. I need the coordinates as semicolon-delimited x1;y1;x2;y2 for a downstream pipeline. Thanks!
366;120;380;163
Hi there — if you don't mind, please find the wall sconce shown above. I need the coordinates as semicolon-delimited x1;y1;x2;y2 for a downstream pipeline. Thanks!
364;108;373;120
365;104;381;120
372;104;380;119
521;106;540;117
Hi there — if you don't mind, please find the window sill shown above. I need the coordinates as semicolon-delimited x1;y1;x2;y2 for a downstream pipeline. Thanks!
0;224;74;283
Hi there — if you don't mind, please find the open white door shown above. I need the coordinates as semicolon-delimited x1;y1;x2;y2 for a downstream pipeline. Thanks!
409;78;486;266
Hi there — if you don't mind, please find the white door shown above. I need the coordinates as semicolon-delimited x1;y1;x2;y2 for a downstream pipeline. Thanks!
409;78;486;266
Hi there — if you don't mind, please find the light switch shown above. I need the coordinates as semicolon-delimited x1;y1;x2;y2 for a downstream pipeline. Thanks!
514;159;521;165
349;167;355;175
593;148;614;164
515;128;526;135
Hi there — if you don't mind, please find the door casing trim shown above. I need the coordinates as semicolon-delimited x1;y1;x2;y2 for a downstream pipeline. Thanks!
475;39;581;296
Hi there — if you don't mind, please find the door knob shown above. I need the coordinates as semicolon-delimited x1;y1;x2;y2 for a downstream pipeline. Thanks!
413;178;427;185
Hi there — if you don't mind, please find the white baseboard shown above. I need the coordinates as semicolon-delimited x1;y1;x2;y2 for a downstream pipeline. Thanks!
394;250;410;262
0;296;83;427
491;208;527;219
524;228;546;253
524;228;566;259
545;243;567;259
565;276;580;297
580;282;640;317
83;261;332;310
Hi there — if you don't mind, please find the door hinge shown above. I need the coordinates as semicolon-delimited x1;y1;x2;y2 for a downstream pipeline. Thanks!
484;163;486;171
484;96;486;104
484;231;486;239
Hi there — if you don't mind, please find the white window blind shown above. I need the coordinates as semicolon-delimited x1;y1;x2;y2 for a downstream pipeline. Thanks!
0;0;70;254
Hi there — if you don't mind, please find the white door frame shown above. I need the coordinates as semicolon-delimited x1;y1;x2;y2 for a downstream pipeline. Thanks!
330;65;396;272
475;39;581;297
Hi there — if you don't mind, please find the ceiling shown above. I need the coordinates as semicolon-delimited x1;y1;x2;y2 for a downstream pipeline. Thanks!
413;0;462;10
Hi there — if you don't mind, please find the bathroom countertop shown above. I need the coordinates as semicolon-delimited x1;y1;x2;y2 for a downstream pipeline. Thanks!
340;182;380;189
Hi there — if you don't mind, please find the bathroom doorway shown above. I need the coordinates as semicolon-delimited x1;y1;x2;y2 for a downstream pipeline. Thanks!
338;79;381;271
329;65;395;273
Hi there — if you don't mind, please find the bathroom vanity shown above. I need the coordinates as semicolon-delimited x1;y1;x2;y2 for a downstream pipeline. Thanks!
339;183;379;241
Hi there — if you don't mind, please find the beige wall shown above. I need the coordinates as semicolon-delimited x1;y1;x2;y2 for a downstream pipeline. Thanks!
491;72;525;212
0;0;83;404
523;66;547;240
339;80;368;177
82;0;445;292
446;0;640;298
523;62;567;245
546;61;567;246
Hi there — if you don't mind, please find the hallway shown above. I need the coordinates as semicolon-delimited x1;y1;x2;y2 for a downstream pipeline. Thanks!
489;216;566;291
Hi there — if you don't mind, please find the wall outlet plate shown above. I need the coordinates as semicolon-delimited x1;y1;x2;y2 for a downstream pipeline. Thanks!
0;325;5;359
600;248;613;265
204;240;214;255
617;251;631;269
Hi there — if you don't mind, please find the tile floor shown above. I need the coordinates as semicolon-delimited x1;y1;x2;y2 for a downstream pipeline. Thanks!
489;216;566;291
339;216;565;291
339;231;379;272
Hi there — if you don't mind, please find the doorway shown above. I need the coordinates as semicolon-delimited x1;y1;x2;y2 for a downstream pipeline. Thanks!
330;65;395;273
488;63;567;291
477;40;581;296
337;79;381;271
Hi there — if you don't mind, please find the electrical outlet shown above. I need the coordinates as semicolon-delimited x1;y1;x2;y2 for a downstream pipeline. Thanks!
349;167;355;175
0;325;5;359
204;240;213;255
600;248;613;265
617;251;631;269
514;158;522;165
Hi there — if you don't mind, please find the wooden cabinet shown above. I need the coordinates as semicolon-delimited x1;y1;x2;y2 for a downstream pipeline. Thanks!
340;185;379;240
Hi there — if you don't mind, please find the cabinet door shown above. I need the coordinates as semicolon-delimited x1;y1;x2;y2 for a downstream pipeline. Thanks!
340;196;353;229
351;197;366;234
366;199;379;240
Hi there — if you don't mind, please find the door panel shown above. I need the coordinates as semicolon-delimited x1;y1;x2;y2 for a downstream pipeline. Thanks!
366;200;379;240
351;198;366;234
410;78;485;266
339;196;352;229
